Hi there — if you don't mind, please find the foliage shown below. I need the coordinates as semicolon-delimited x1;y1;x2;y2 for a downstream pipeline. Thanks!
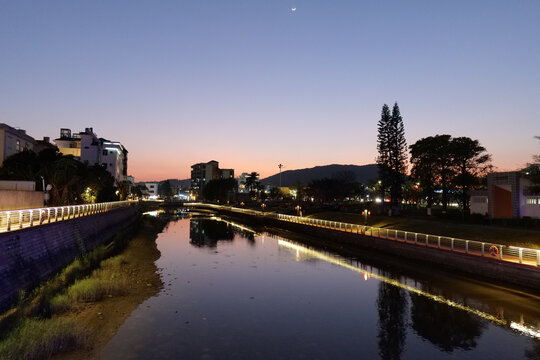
377;102;408;205
0;148;119;205
202;178;237;202
410;135;491;212
450;137;492;211
158;180;174;198
524;136;540;194
244;172;261;199
0;318;87;360
244;172;260;193
307;172;359;202
410;135;454;210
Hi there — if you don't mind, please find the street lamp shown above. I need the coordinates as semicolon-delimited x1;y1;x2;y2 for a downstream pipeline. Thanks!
362;209;371;225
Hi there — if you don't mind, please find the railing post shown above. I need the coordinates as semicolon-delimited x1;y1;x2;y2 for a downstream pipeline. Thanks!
386;229;388;240
404;232;407;242
438;236;441;249
519;248;523;264
39;209;43;224
499;246;503;260
451;238;454;251
370;227;373;236
425;235;429;247
30;210;34;226
19;211;23;229
481;243;485;257
414;233;417;244
537;250;540;267
7;212;11;231
394;230;397;241
465;240;469;254
47;208;51;223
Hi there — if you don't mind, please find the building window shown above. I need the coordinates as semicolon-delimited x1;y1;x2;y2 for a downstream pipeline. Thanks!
526;198;538;205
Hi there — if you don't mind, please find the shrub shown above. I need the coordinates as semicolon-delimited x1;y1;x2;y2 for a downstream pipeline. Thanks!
0;318;87;360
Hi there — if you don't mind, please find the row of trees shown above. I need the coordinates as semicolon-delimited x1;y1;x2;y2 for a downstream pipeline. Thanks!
410;135;491;212
0;148;121;205
376;102;493;213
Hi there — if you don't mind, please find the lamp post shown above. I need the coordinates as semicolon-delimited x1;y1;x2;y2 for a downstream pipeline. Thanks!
278;164;284;188
362;209;371;225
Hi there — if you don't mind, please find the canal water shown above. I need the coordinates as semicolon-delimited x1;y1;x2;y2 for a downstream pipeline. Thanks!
102;214;540;359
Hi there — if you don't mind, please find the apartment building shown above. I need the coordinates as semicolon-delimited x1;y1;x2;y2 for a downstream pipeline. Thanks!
54;127;128;182
0;123;37;166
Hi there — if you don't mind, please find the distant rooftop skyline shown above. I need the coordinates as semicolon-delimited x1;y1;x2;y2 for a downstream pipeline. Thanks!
1;1;539;181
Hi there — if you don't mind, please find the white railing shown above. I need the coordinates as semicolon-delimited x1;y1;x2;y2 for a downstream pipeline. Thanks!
184;203;540;268
0;200;136;233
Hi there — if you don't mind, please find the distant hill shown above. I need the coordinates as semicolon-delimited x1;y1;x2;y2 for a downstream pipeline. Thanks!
261;164;378;187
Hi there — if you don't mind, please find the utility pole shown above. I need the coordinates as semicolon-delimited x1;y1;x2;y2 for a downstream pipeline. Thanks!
278;164;284;187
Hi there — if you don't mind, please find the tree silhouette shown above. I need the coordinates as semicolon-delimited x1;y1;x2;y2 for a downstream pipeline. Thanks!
450;137;492;212
376;280;408;360
410;293;485;352
377;103;407;206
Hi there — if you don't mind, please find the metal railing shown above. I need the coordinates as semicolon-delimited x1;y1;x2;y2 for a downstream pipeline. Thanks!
184;203;540;268
0;201;136;233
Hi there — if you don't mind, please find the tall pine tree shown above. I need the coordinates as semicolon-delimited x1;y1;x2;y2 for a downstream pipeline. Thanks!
377;102;407;206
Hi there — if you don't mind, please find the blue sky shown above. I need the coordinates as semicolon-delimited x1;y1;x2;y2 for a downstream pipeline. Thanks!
1;1;539;180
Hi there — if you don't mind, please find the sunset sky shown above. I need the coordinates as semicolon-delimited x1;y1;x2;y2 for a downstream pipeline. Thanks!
1;1;539;181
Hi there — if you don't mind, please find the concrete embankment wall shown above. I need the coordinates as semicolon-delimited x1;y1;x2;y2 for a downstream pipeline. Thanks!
0;189;44;210
0;205;140;311
211;208;540;292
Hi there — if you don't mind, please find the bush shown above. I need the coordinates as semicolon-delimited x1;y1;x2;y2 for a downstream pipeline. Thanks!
0;318;87;360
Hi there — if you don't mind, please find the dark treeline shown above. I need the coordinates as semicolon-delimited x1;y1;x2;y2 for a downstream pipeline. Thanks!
409;135;492;212
0;148;122;205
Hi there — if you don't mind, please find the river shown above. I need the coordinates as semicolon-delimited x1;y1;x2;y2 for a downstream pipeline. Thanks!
101;213;540;359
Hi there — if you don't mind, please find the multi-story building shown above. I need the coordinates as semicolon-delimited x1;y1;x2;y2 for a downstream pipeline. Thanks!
54;127;128;183
0;123;37;166
145;182;159;198
190;160;234;199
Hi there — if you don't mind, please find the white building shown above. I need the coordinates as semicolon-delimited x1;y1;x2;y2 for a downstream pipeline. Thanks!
484;171;540;219
54;128;128;183
144;182;159;198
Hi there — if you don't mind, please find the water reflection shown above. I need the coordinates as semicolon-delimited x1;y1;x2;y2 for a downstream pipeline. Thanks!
410;293;486;352
377;279;407;360
189;218;235;247
189;216;256;248
274;235;540;342
101;217;540;359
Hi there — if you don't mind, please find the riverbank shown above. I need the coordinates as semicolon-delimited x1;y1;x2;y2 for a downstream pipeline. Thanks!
307;211;540;249
190;205;540;292
0;215;167;360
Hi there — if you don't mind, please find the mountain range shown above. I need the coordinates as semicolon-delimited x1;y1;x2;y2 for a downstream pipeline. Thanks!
260;164;378;187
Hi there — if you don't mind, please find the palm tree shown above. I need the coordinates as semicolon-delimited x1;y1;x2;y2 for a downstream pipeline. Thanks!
245;172;259;193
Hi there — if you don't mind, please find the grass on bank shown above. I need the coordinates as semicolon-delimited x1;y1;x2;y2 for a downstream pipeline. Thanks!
0;318;87;360
0;252;129;360
307;211;540;249
0;216;167;360
50;255;129;312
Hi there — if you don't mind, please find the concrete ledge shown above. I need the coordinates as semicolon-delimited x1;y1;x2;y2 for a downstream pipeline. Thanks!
0;205;141;311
